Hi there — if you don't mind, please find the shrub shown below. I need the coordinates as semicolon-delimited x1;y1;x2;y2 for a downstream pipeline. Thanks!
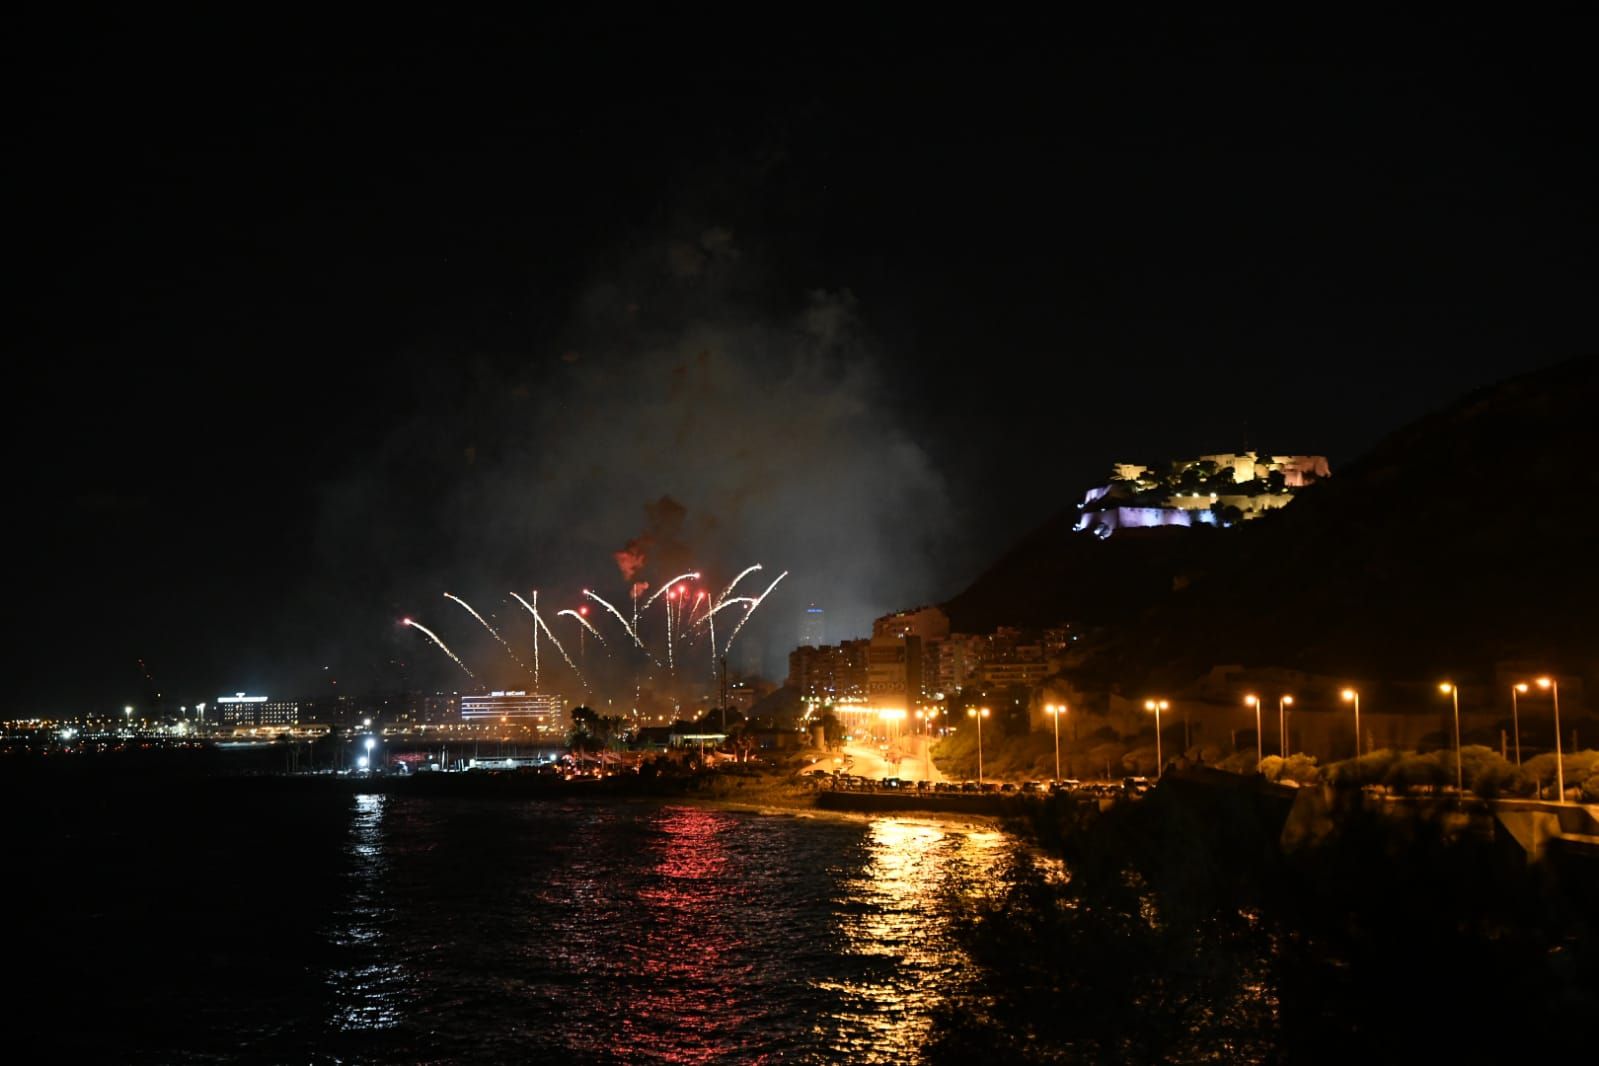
1383;752;1447;793
1324;748;1401;789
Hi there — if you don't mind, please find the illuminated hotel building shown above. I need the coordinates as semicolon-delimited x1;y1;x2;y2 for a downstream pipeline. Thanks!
216;692;300;727
459;691;563;734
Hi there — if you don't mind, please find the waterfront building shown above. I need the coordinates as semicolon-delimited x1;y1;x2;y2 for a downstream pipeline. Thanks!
215;692;299;727
420;693;462;724
459;690;563;734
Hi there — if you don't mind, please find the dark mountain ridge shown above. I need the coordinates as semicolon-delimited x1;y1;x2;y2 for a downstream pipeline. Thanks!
946;356;1599;690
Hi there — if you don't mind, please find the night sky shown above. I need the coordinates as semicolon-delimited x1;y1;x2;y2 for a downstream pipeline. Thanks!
11;12;1594;714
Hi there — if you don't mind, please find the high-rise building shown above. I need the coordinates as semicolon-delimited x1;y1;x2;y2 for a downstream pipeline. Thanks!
866;633;927;713
787;639;869;702
871;605;950;643
799;604;825;648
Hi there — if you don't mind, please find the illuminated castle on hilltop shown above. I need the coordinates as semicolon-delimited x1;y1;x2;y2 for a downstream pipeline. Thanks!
1074;452;1330;538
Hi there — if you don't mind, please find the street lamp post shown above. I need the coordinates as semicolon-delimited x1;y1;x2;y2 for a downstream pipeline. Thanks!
967;706;990;785
1536;677;1564;801
1245;695;1262;767
1511;683;1527;767
364;736;376;773
1143;699;1169;775
1341;689;1361;759
1438;683;1463;794
1045;703;1066;782
916;708;941;781
1278;695;1294;759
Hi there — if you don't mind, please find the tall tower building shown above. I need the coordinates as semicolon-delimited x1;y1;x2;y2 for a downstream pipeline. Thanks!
799;603;825;647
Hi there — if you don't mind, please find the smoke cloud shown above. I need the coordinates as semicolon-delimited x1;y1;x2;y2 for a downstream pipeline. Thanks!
311;226;954;693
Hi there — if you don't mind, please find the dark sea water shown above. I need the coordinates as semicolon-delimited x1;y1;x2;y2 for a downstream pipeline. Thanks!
15;782;1040;1063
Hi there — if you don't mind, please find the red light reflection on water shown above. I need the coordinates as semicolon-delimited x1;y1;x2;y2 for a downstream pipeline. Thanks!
613;805;762;1064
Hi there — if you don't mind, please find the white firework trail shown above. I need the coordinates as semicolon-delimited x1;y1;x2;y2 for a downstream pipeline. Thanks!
509;592;546;688
665;592;675;672
707;563;760;680
643;571;701;611
558;608;606;645
677;591;709;655
715;564;762;608
722;570;789;655
582;589;645;649
511;593;585;686
691;596;756;627
532;611;586;687
686;590;710;627
402;617;475;679
444;592;529;670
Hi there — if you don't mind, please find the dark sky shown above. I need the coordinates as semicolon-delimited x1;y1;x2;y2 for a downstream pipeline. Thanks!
11;12;1594;715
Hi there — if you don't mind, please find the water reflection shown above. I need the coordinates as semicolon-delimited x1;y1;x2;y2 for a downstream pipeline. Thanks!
815;818;1015;1063
314;801;1030;1063
324;793;406;1033
617;805;753;1064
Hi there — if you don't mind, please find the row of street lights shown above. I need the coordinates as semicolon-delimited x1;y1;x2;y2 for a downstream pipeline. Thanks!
1248;679;1567;800
1431;679;1562;798
1241;695;1294;765
963;677;1571;801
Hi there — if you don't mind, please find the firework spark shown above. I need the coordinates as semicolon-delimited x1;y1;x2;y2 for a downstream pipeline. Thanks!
509;591;543;688
687;589;709;626
402;617;475;679
691;596;757;627
643;571;701;611
582;589;645;649
511;593;585;686
444;592;528;670
532;610;585;686
715;564;762;608
722;570;789;654
558;608;606;645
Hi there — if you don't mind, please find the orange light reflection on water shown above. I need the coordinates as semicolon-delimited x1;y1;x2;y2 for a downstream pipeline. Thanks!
812;817;1012;1063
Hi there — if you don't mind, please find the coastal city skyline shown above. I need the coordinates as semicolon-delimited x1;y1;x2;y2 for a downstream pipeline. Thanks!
10;11;1599;1064
13;12;1593;718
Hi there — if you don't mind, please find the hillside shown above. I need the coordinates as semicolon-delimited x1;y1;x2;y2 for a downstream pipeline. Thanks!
945;357;1599;687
